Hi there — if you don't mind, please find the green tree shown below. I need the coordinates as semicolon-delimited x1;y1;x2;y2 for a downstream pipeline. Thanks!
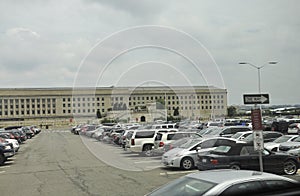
227;106;237;117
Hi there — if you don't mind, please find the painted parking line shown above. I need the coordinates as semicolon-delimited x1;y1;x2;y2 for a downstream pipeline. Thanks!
145;165;164;169
0;166;10;168
160;170;197;176
134;160;162;164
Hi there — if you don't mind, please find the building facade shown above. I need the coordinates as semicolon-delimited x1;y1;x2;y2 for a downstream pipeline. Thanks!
0;86;227;124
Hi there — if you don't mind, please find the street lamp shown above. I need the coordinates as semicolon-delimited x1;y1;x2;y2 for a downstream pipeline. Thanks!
239;61;277;172
239;61;277;94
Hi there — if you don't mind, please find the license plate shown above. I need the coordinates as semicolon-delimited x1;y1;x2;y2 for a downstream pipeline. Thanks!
202;159;207;163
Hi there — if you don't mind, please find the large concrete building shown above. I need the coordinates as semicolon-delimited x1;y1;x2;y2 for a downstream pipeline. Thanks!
0;86;227;126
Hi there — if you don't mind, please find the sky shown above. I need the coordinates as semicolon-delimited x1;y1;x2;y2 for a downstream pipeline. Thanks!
0;0;299;105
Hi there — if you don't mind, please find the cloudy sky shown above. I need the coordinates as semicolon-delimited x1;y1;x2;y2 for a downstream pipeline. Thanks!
0;0;299;105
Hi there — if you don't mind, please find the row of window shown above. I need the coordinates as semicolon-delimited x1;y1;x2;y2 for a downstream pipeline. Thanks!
63;94;225;102
64;108;105;114
63;97;105;102
62;102;105;108
0;98;56;104
0;104;55;109
168;105;224;110
0;109;56;116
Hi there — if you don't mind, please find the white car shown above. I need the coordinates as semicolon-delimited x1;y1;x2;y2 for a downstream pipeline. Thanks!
287;123;300;134
5;139;20;152
231;131;253;141
153;131;199;155
146;170;299;196
265;135;299;152
162;137;243;170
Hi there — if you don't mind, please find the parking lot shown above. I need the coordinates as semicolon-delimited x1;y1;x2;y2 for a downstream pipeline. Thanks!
1;127;300;196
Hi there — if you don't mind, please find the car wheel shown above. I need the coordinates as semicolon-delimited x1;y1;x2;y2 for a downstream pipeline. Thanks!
230;164;241;170
283;160;298;175
180;157;194;170
143;145;153;156
0;154;5;166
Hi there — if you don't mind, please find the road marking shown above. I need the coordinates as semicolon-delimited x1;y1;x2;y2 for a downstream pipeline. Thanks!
0;171;5;174
5;161;14;164
1;166;11;168
145;165;163;169
160;170;197;176
134;160;162;164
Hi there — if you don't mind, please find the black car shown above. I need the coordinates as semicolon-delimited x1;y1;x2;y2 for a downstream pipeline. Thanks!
0;140;15;165
197;143;300;175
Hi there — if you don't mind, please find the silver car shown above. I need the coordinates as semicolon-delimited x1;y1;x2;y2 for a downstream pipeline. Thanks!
265;135;299;152
146;169;299;196
162;137;242;170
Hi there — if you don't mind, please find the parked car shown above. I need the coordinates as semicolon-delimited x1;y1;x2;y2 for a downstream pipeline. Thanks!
21;127;35;139
0;133;20;152
0;139;15;165
287;123;300;135
162;137;194;152
79;124;98;135
120;130;134;150
265;135;299;152
146;169;300;196
278;136;300;152
242;131;283;143
153;131;200;155
197;143;300;175
162;137;243;170
203;126;252;138
127;129;158;156
231;131;253;141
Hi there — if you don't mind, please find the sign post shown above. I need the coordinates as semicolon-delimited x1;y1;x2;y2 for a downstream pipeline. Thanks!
244;94;270;172
243;94;269;104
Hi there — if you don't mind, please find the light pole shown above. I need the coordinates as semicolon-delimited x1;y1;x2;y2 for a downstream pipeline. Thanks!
239;61;277;172
239;62;277;94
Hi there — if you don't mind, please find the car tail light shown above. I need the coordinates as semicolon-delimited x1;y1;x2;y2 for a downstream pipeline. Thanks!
159;142;164;147
131;139;135;145
210;159;218;165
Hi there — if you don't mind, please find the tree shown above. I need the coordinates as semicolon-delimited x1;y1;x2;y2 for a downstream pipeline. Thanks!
227;106;237;117
173;107;179;116
96;109;102;118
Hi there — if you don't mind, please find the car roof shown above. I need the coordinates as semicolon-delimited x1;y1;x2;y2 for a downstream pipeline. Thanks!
186;169;297;184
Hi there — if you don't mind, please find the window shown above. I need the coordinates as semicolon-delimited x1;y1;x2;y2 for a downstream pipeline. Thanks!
220;181;263;196
135;131;155;138
200;139;217;148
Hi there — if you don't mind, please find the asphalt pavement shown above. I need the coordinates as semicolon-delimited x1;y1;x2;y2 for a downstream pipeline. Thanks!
0;130;187;196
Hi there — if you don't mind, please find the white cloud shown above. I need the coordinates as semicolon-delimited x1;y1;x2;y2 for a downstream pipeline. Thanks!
6;27;40;40
0;0;299;105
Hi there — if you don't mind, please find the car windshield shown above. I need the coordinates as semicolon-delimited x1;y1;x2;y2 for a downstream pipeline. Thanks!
205;128;222;135
231;132;244;139
273;135;294;143
211;145;231;154
179;139;202;149
148;176;216;196
292;137;300;142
